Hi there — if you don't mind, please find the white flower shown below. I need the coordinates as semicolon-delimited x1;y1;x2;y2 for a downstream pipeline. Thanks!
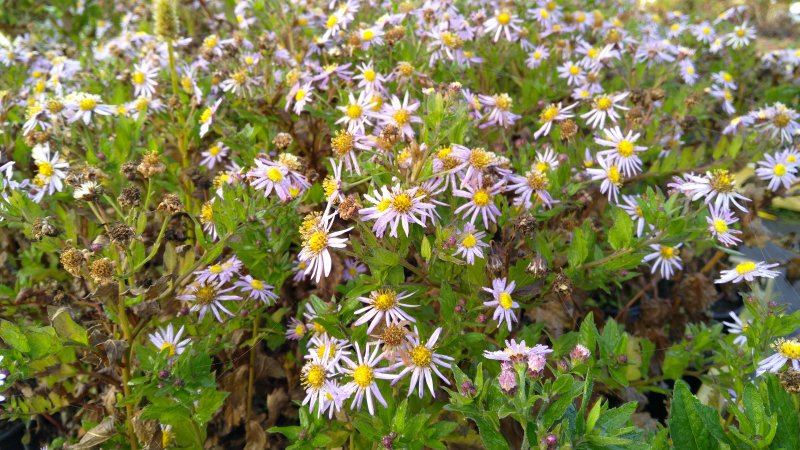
285;82;314;115
483;339;552;363
706;204;742;247
670;170;750;212
483;10;522;42
199;99;222;138
595;126;647;176
534;102;577;139
452;223;489;265
722;311;749;347
336;91;375;134
234;275;279;304
298;209;352;283
131;61;159;98
580;92;629;129
482;278;519;332
359;184;436;238
199;142;229;170
586;153;623;202
178;282;242;323
757;338;800;376
378;91;421;140
65;93;114;125
353;288;417;333
642;243;683;279
726;21;755;49
149;324;191;357
31;143;69;202
715;261;780;284
340;342;397;415
756;152;797;191
301;349;338;416
392;327;453;398
453;180;504;229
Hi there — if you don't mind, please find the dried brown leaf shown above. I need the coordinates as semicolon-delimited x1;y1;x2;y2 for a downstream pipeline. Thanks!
68;416;116;449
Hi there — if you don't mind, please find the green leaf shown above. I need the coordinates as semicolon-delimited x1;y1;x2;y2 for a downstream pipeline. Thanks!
608;207;634;250
579;313;598;354
568;225;591;268
766;375;800;449
471;414;508;450
586;399;602;432
668;380;728;450
393;398;408;434
0;319;30;353
439;282;456;323
47;306;89;346
420;236;432;261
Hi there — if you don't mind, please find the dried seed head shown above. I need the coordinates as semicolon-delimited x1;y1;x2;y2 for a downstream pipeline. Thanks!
526;255;548;278
32;216;59;241
158;193;183;214
89;258;115;284
272;132;293;150
779;369;800;393
137;151;165;178
338;194;361;221
560;118;578;141
109;223;136;247
379;124;401;147
385;26;406;46
153;0;180;40
554;271;573;295
117;186;142;208
121;161;139;181
60;246;85;277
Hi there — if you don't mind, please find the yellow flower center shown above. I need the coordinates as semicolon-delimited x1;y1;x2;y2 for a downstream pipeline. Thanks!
181;75;193;93
587;47;598;59
353;364;374;387
132;72;145;85
244;56;254;65
79;98;97;111
526;171;548;190
779;340;800;359
200;107;213;124
722;72;732;82
608;165;621;185
774;164;787;176
313;322;325;333
162;429;174;448
499;292;513;309
295;89;306;101
686;66;695;75
308;231;328;253
331;130;354;156
209;264;223;274
713;219;728;233
533;50;542;59
303;364;326;389
362;29;375;41
393;109;410;126
469;149;492;169
392;193;413;213
37;161;54;177
473;190;490;206
326;14;338;29
710;170;734;193
461;234;477;248
364;69;376;81
346;104;362;119
494;94;512;111
617;140;634;158
497;13;511;25
735;261;756;274
160;342;176;357
774;113;790;128
569;65;580;75
374;290;396;310
204;35;218;48
250;279;264;290
209;145;221;156
201;203;214;223
195;285;217;305
294;324;306;336
266;167;283;182
702;27;710;35
376;198;391;212
736;29;745;37
595;97;612;110
409;345;432;367
660;246;675;259
441;31;462;49
540;105;559;122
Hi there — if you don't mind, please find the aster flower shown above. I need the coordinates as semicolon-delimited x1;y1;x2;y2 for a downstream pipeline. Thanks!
557;61;585;86
479;93;520;129
378;91;421;140
199;142;229;170
726;21;755;49
672;169;751;212
308;333;351;372
453;180;504;229
320;380;349;419
336;91;375;134
642;243;683;279
392;327;453;398
525;45;549;68
342;257;367;281
712;71;737;90
354;61;387;94
483;10;522;42
194;256;242;285
449;145;501;188
580;92;629;129
759;104;799;143
483;339;552;364
692;21;716;44
234;274;279;304
757;338;800;376
708;85;736;115
534;102;577;139
340;342;397;415
715;261;780;284
679;60;698;85
301;349;338;417
353;288;417;333
30;143;68;202
298;209;352;283
330;129;372;175
586;154;623;202
149;324;191;358
220;69;254;97
130;60;159;98
595;126;647;176
452;223;489;265
482;278;519;332
357;27;385;50
247;157;293;202
23;102;49;136
285;82;314;115
722;311;750;347
619;195;648;237
286;317;308;341
757;152;798;191
178;282;242;323
359;184;436;238
199;98;222;138
200;200;218;240
507;169;557;209
706;204;742;247
65;93;114;125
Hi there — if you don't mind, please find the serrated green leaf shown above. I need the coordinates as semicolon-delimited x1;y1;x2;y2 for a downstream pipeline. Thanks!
669;380;729;450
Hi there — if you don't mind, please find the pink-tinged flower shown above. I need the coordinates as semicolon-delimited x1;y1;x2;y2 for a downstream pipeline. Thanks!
722;311;749;347
715;261;780;284
706;204;742;247
757;338;800;376
199;142;229;170
342;258;367;281
478;93;520;129
670;169;750;212
359;184;436;238
285;82;314;115
378;91;421;140
149;323;191;357
340;342;397;416
452;223;489;265
507;169;557;209
482;278;519;332
534;102;577;139
498;362;517;394
298;209;352;283
586;153;623;202
234;275;279;304
286;317;308;340
569;344;591;364
595;126;647;177
336;91;375;134
483;339;552;364
247;157;293;202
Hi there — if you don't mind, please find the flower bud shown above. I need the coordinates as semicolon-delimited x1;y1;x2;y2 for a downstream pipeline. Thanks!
570;344;591;365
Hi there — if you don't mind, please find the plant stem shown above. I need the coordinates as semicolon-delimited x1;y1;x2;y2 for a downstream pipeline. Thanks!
116;270;138;450
122;218;169;276
167;40;180;102
246;306;260;422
